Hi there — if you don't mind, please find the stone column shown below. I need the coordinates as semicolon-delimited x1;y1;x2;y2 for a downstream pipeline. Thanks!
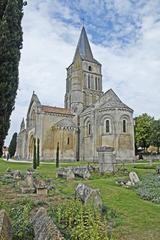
97;146;115;173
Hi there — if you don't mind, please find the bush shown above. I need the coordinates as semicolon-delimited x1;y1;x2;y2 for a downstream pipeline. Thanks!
0;199;34;240
49;200;110;240
135;174;160;203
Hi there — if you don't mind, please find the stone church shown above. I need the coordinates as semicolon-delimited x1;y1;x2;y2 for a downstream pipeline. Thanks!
16;27;135;162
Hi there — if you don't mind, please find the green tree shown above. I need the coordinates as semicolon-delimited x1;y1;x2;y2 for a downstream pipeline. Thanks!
135;113;154;151
33;138;37;169
37;138;40;166
0;0;24;156
150;120;160;153
8;132;17;157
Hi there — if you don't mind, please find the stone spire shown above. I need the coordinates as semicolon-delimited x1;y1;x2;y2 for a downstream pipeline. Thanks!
20;118;25;131
73;26;95;62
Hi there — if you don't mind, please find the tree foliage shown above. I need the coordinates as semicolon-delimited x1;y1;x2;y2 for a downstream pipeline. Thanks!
37;138;40;166
0;0;24;156
150;119;160;153
33;138;37;169
8;132;17;157
135;113;154;150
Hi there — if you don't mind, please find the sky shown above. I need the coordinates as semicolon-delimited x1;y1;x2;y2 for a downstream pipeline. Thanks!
5;0;160;145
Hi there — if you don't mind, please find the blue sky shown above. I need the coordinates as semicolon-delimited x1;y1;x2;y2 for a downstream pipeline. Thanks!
5;0;160;144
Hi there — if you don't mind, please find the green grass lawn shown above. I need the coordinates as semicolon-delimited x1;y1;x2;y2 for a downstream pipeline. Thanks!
0;158;160;240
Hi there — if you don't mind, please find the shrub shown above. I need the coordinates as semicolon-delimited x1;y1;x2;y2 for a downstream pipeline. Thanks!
49;200;110;240
135;174;160;203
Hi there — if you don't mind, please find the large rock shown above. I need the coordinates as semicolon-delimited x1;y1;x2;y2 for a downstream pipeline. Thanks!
31;207;64;240
75;184;102;209
57;168;75;180
72;166;91;179
0;210;12;240
129;172;140;185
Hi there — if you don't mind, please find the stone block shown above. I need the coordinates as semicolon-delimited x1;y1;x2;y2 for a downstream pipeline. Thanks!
57;167;75;180
129;172;140;185
72;166;91;179
0;210;12;240
36;188;48;195
21;187;35;194
75;183;102;209
98;147;115;173
31;207;64;240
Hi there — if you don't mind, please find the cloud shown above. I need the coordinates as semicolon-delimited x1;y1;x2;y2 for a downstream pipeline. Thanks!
5;0;160;145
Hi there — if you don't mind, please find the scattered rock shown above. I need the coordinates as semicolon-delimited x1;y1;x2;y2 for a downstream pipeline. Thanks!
75;183;102;209
156;166;160;174
31;207;64;240
115;179;128;186
0;210;12;240
129;172;140;185
72;166;91;179
13;170;22;180
21;186;35;194
26;173;34;188
57;168;75;180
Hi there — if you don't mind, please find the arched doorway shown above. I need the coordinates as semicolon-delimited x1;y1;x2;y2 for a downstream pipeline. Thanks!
28;135;34;160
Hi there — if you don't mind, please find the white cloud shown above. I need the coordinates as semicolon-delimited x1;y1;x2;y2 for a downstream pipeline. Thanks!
5;0;160;145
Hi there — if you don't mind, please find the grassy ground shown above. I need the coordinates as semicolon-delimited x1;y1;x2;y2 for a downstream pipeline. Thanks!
0;158;160;240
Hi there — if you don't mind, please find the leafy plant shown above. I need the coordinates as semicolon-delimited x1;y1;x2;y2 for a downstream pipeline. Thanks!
135;174;160;203
49;200;110;240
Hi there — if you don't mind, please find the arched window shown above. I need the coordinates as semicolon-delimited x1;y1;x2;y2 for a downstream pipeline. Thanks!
67;137;70;145
105;119;110;133
88;66;92;71
123;119;127;133
88;75;91;89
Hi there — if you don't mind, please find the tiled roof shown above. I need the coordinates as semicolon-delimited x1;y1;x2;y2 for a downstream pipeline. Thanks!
41;105;73;115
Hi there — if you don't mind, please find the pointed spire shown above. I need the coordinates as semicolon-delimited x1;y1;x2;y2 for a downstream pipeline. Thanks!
73;27;94;62
20;118;25;131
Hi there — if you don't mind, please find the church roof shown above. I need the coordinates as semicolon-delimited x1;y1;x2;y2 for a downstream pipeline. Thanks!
81;89;133;115
55;118;77;129
97;89;133;111
73;27;100;64
41;105;73;115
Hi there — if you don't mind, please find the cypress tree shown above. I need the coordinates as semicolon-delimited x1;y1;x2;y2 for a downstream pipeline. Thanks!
33;138;37;169
8;132;17;157
37;138;40;166
56;142;59;168
0;0;24;156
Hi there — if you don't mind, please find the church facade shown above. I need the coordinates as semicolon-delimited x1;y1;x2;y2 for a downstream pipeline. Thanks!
16;27;135;162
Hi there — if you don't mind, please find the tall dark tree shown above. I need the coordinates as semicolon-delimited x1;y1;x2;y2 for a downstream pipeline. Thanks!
33;138;37;170
8;132;17;157
150;119;160;153
37;138;40;167
0;0;24;156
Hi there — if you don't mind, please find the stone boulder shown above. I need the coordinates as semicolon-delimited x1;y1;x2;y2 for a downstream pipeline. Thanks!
31;207;64;240
72;166;91;179
57;168;75;180
75;183;102;209
0;210;12;240
129;172;140;185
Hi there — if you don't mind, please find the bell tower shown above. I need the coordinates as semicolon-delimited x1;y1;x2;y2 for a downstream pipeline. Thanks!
65;27;103;114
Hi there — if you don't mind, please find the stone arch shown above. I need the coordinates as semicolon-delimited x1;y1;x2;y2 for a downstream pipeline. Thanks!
99;114;115;134
119;114;131;133
28;135;34;160
84;116;91;136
